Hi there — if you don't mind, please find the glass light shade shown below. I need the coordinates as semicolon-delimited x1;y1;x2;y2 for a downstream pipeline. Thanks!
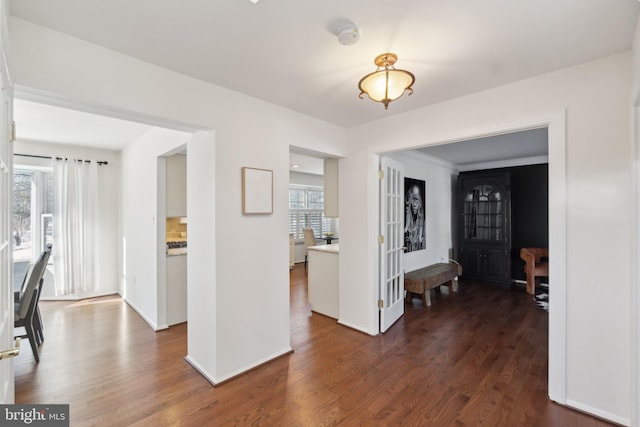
358;54;415;109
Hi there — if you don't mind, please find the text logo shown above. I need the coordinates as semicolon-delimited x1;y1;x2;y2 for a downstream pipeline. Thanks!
1;405;69;426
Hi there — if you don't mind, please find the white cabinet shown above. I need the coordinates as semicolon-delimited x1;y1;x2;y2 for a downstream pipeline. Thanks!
307;244;339;319
323;158;339;218
166;154;187;217
166;253;187;325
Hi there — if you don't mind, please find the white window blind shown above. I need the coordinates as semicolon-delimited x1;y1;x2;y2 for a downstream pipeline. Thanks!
289;186;331;240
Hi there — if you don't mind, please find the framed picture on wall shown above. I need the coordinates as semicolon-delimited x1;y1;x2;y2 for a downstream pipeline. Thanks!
404;177;426;252
242;167;273;214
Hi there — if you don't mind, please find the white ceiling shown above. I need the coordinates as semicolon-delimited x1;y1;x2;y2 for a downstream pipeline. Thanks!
9;1;639;166
289;128;549;174
417;127;549;167
14;99;156;150
10;0;639;129
289;152;324;175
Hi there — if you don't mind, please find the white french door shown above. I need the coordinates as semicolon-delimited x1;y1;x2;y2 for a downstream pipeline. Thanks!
379;156;404;332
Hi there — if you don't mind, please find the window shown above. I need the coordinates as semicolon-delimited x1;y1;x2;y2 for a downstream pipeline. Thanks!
288;185;332;240
13;168;54;265
12;170;32;260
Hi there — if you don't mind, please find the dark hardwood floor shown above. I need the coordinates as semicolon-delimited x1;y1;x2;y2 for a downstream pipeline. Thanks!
14;264;615;426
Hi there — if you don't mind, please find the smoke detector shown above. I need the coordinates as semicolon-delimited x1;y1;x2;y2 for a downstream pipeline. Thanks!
337;25;360;46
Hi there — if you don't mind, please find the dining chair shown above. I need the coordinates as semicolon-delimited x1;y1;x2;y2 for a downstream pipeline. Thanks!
14;286;41;362
302;228;316;269
14;246;51;362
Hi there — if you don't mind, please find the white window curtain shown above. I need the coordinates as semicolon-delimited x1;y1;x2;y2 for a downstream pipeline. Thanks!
52;159;99;296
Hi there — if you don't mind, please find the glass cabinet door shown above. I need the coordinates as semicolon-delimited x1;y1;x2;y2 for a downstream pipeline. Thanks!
463;184;503;241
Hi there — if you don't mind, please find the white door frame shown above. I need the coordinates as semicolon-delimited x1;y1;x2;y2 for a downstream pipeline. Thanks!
0;61;13;404
0;2;14;401
374;112;567;404
630;100;640;426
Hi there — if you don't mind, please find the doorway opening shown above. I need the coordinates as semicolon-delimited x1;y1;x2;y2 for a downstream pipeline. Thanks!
11;94;208;369
157;147;188;330
376;115;566;404
288;147;341;322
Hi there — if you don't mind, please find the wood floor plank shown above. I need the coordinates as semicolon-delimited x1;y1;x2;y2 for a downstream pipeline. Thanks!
14;264;616;426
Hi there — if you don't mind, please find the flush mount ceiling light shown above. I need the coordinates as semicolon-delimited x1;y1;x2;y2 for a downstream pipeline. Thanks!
358;53;415;110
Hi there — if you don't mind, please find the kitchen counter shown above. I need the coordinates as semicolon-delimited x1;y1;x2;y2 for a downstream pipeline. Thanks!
307;243;339;253
167;247;187;256
307;244;339;319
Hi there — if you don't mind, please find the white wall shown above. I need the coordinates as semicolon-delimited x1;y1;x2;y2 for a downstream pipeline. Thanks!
185;130;217;380
387;151;457;273
340;52;633;424
337;147;379;333
8;18;347;383
632;15;640;103
14;139;121;299
289;170;322;187
630;14;640;427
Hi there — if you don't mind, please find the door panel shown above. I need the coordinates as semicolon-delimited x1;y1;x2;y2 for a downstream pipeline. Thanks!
485;247;508;282
379;156;404;333
460;247;481;278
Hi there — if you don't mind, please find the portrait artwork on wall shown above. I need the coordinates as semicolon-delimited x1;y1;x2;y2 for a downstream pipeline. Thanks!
404;177;426;252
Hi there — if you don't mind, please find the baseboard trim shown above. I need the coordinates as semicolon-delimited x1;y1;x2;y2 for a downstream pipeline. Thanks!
565;399;630;426
184;355;216;386
311;310;338;321
214;347;294;386
185;347;294;387
337;319;376;336
123;298;167;331
40;291;118;301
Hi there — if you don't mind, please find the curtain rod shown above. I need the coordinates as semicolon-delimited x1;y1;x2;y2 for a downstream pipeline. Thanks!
13;153;108;166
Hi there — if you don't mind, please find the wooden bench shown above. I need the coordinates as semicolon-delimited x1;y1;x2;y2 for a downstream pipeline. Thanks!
404;262;463;307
